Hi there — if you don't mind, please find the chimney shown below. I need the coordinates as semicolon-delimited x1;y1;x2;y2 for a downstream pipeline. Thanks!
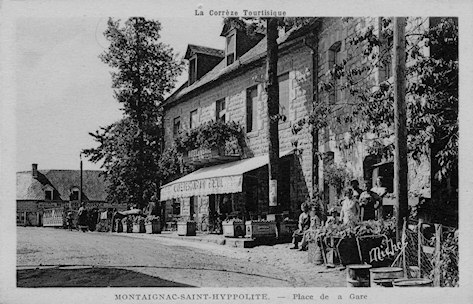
32;163;38;179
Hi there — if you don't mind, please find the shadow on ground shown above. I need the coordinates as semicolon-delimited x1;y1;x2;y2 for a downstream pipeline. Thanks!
17;267;195;287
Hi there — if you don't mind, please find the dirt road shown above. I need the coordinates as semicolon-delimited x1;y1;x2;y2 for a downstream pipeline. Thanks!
17;227;345;287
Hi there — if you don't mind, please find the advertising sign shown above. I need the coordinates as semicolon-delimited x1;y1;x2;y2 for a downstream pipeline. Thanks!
269;179;277;207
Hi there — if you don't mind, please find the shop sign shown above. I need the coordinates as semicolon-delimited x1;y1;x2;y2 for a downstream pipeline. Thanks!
369;238;406;263
161;175;243;200
188;147;213;161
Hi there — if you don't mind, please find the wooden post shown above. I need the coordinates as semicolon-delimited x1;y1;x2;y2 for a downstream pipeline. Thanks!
434;224;442;286
417;219;422;277
80;153;83;206
393;17;409;242
266;18;280;214
402;219;407;278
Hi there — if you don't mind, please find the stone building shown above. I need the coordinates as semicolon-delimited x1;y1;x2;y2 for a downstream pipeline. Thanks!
16;163;123;226
160;17;453;230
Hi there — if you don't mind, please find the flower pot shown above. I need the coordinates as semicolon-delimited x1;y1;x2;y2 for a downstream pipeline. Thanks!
124;222;133;233
145;221;161;234
133;223;145;233
115;220;123;233
222;219;245;238
177;221;196;236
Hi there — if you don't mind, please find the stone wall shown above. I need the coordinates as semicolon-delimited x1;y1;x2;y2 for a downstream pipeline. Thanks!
163;43;315;214
315;17;431;203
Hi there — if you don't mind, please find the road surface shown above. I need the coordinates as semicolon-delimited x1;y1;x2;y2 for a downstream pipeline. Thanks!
17;227;345;287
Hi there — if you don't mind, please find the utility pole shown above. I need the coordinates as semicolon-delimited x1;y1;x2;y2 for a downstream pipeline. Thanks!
393;17;408;242
80;152;83;206
266;18;280;216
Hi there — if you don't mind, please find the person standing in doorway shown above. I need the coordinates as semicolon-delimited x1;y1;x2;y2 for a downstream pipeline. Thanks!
371;176;387;220
359;180;378;221
339;187;360;226
350;180;363;201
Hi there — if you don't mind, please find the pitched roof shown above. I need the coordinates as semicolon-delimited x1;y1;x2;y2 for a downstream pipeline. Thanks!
165;19;319;107
184;44;225;60
16;170;108;201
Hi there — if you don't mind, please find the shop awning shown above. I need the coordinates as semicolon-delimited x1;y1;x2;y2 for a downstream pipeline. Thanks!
160;150;293;201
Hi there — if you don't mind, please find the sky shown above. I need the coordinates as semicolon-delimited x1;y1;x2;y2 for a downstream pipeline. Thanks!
15;16;224;171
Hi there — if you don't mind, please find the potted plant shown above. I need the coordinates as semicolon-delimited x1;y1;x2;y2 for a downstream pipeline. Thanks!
122;217;132;233
114;218;123;233
177;220;196;236
132;216;145;233
145;215;161;234
222;218;245;238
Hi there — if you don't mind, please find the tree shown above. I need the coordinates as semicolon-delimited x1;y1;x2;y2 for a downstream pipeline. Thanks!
83;17;183;208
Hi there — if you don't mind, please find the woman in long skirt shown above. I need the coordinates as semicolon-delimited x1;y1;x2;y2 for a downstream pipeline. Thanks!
77;203;88;232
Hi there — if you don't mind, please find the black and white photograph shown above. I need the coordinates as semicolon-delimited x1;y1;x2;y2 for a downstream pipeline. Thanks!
1;0;472;303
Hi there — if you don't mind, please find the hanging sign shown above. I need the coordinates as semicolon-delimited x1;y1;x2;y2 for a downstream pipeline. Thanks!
269;179;277;207
161;175;243;201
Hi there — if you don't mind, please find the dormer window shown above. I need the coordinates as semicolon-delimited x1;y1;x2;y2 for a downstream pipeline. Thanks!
184;45;224;85
226;33;236;65
45;190;53;200
220;21;264;67
44;185;54;200
188;57;197;85
70;187;80;201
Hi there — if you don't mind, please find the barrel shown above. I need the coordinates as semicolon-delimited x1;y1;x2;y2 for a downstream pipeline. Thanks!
347;264;372;287
393;278;433;287
370;267;403;288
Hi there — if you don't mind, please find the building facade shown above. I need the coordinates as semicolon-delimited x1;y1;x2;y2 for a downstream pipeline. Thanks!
16;163;125;226
160;17;451;230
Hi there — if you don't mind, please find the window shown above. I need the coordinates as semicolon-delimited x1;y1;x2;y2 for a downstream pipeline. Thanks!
226;33;236;66
70;188;80;201
173;117;181;137
246;86;258;132
216;98;226;122
45;189;53;200
189;109;198;129
172;199;181;216
278;73;290;117
328;41;342;104
189;57;197;85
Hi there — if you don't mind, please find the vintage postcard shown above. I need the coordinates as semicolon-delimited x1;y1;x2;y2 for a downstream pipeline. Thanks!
1;0;472;303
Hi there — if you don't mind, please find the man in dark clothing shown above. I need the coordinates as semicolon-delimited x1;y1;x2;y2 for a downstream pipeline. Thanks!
358;180;380;221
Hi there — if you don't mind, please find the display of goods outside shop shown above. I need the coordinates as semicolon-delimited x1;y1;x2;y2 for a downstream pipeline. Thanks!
132;216;145;233
222;219;245;238
115;220;123;233
278;220;298;238
346;264;372;287
145;216;161;234
121;218;133;233
133;223;145;233
177;221;196;236
392;278;433;287
245;220;277;239
305;219;396;266
145;222;161;234
370;267;404;288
